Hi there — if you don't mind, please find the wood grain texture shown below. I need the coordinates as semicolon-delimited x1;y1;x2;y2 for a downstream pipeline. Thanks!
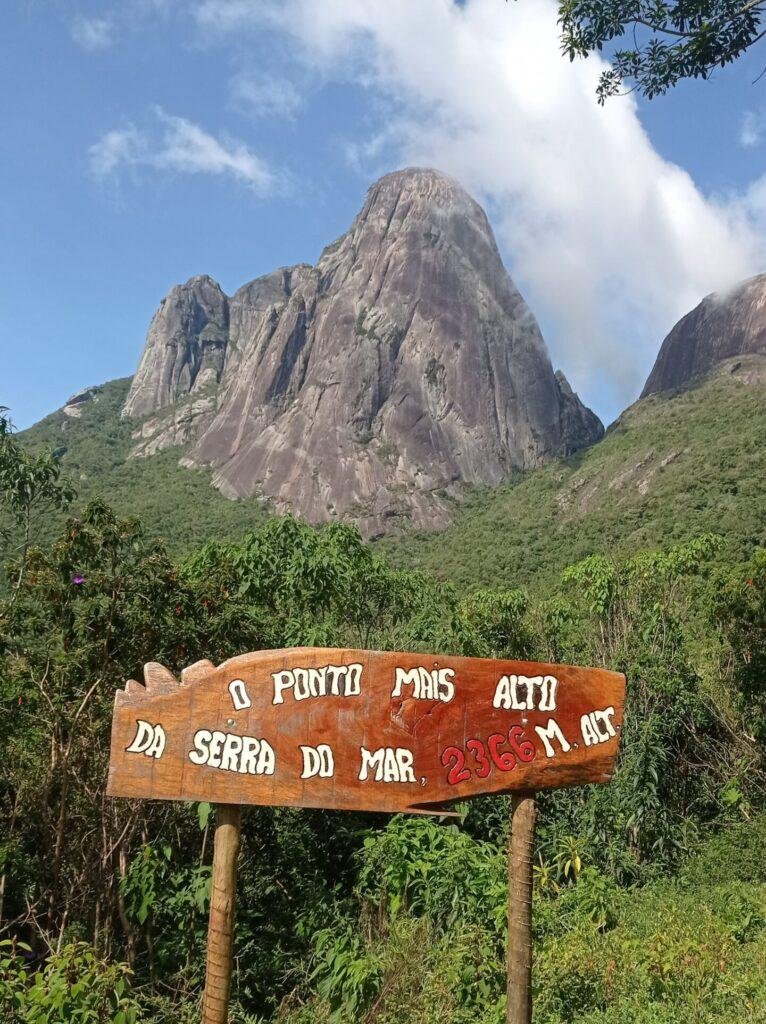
506;793;537;1024
106;647;626;813
202;804;241;1024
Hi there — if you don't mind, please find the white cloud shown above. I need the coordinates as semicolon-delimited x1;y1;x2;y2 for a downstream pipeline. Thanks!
89;128;141;176
89;109;274;192
740;110;763;148
195;0;261;33
71;15;114;50
193;0;766;418
231;71;303;118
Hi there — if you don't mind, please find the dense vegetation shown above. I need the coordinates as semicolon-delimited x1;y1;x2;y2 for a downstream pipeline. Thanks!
15;379;271;557
1;402;764;1022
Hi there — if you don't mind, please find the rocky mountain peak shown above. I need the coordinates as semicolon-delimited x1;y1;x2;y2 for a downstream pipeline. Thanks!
121;167;603;535
642;273;766;397
123;275;229;419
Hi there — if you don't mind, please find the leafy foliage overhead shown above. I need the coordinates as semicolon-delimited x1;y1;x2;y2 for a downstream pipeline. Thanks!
555;0;766;100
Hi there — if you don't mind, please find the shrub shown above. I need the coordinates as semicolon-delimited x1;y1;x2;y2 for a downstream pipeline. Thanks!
0;940;137;1024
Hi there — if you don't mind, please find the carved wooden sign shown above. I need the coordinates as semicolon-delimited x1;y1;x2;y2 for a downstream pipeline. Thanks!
107;647;625;813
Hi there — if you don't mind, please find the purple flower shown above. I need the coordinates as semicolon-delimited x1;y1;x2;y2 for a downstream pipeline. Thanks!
71;573;85;586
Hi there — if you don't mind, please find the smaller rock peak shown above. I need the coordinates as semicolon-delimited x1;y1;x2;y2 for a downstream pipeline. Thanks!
642;270;766;397
554;370;574;397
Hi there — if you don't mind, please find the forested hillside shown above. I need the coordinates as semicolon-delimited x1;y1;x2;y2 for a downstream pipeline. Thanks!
1;395;764;1022
13;378;272;556
17;355;766;593
388;356;766;589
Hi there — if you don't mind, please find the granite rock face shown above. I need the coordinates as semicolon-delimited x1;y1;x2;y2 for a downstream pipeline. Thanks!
642;274;766;397
122;168;603;534
124;275;229;418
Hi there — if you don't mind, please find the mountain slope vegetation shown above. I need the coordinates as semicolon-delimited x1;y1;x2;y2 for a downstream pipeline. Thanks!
15;378;271;556
387;356;766;589
16;356;766;592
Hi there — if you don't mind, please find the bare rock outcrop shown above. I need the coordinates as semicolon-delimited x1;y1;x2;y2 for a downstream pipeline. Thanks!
124;275;229;418
642;273;766;397
122;168;603;533
63;386;100;418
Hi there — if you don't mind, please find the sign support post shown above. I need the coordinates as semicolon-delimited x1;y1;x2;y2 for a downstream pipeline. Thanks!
202;803;242;1024
506;792;537;1024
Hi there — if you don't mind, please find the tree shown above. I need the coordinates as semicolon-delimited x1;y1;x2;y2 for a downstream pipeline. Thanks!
0;499;261;952
554;0;766;100
715;549;766;746
0;409;74;593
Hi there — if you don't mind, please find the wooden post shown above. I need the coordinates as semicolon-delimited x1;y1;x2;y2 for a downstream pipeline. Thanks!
506;792;537;1024
202;804;242;1024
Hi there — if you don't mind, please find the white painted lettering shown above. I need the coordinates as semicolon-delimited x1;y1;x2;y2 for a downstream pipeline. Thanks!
540;676;558;712
396;748;416;782
126;720;166;760
301;744;335;779
208;731;225;768
145;726;166;760
228;679;252;710
345;663;362;695
392;666;455;703
220;733;243;771
359;747;385;781
326;665;345;695
188;729;212;765
126;720;155;753
293;668;310;701
272;670;294;705
240;737;260;775
493;675;512;709
534;718;572;758
256;740;275;775
308;667;327;697
359;746;416;782
493;674;559;712
581;707;617;746
188;731;275;775
580;714;600;747
272;664;363;704
392;667;420;698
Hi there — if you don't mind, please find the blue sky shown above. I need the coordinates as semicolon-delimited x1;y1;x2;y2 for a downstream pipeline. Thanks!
3;0;766;431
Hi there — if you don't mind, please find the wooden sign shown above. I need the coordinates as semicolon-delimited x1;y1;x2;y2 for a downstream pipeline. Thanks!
107;646;625;1024
107;647;625;811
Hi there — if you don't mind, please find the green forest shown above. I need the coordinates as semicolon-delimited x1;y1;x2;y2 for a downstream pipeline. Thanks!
1;391;765;1024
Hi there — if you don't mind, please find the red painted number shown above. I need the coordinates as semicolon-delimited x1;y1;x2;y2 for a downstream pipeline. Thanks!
488;732;516;770
509;725;536;763
442;728;536;785
466;739;492;778
441;746;471;785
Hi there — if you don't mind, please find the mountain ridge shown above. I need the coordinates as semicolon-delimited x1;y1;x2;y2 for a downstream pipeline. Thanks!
385;353;766;588
12;173;766;582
